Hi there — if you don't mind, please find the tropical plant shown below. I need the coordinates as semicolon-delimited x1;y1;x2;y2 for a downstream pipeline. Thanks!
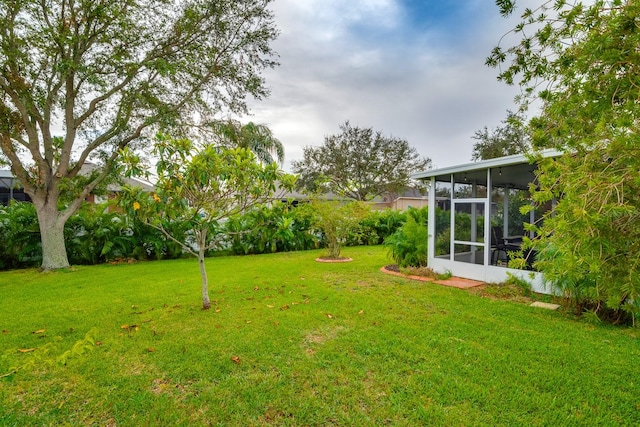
346;208;408;247
384;207;429;267
0;201;41;269
211;119;285;165
64;205;134;265
224;203;318;255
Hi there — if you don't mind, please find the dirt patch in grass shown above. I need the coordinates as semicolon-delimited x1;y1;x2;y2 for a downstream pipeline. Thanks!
467;283;538;304
302;326;345;357
400;266;440;279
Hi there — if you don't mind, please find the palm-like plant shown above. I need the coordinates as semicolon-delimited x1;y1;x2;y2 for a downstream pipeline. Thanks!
0;201;42;269
212;119;285;165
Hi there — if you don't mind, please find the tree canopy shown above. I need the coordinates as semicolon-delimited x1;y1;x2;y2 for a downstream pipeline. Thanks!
488;0;640;323
0;0;279;269
291;121;431;201
471;111;530;161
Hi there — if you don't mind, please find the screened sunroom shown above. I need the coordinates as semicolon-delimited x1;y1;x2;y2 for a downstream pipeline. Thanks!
412;151;559;294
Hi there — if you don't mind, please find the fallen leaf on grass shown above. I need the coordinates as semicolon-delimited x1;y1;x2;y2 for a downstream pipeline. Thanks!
120;324;139;331
2;330;8;334
95;341;103;346
280;304;290;311
254;286;260;291
215;307;221;313
358;310;364;315
18;348;36;353
266;305;274;309
146;348;155;353
230;356;241;364
32;329;46;334
326;314;334;319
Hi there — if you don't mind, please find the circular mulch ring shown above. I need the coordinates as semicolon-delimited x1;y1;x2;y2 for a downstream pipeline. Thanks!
315;257;353;263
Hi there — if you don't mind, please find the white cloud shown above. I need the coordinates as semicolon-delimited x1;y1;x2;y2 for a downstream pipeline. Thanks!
245;0;529;171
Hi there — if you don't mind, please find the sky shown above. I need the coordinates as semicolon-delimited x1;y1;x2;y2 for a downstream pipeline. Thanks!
245;0;529;171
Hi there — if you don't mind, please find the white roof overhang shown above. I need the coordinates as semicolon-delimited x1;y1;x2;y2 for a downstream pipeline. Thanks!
412;149;562;191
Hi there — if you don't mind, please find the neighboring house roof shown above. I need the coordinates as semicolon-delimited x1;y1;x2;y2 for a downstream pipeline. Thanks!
0;163;155;192
78;162;155;192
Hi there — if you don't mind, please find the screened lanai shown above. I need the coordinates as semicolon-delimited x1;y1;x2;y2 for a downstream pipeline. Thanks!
412;151;559;294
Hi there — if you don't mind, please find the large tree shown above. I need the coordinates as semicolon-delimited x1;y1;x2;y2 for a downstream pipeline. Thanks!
292;121;431;201
488;0;640;322
0;0;278;270
471;110;530;161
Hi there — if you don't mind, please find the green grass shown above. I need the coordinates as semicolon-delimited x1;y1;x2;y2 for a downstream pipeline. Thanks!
1;246;639;426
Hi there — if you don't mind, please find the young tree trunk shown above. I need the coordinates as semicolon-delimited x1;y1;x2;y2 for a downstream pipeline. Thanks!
198;247;211;310
36;200;70;270
328;238;341;258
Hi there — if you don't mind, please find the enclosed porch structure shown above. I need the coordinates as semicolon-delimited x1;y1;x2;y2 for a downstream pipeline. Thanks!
412;151;559;294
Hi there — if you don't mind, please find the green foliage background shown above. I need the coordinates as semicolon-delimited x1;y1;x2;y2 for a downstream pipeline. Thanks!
0;201;414;270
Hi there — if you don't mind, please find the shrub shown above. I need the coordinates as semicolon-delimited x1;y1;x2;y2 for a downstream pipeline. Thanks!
65;205;136;265
0;201;41;269
224;203;319;256
346;208;408;246
308;200;370;259
384;207;429;267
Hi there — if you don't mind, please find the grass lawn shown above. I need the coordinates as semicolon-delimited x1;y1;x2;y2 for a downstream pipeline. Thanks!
1;245;639;426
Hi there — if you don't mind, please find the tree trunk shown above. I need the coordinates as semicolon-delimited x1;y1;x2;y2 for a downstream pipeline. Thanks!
36;200;70;270
198;248;211;310
328;238;341;258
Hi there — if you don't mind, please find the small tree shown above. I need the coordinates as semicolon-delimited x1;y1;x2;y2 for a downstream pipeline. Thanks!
292;121;431;201
121;135;293;310
309;199;370;259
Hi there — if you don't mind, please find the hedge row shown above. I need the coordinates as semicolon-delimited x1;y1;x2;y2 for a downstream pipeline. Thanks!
0;201;419;270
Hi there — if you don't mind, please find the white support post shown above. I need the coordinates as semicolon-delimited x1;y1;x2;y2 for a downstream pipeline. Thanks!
503;185;510;236
485;168;492;267
470;181;477;263
428;177;436;266
449;174;455;260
